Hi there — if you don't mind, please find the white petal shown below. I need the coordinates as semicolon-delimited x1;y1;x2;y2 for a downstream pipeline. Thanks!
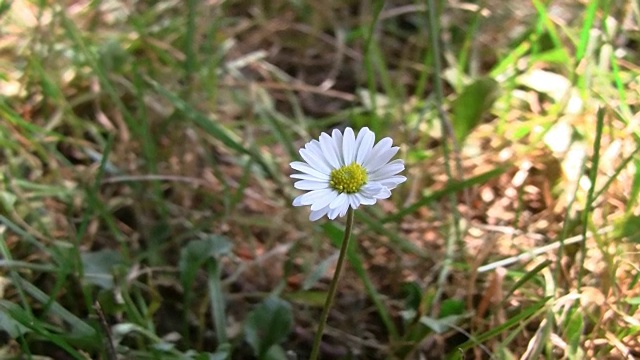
293;194;305;207
307;141;338;174
331;129;344;166
319;133;341;169
342;128;356;164
380;175;407;189
355;127;375;164
348;194;360;209
310;189;339;211
373;187;391;199
296;188;335;206
364;144;399;172
306;140;333;171
355;193;377;206
291;173;326;181
290;161;330;179
294;180;329;190
327;207;342;220
309;206;330;221
339;206;349;217
369;159;405;180
362;137;391;166
300;147;331;174
329;192;348;209
360;182;384;197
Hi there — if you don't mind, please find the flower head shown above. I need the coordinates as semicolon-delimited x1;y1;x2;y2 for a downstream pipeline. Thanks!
290;127;407;221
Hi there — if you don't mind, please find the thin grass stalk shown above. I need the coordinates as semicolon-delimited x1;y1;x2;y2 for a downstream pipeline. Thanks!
577;107;605;287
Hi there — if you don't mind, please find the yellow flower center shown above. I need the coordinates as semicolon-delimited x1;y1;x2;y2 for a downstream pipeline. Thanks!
329;162;368;194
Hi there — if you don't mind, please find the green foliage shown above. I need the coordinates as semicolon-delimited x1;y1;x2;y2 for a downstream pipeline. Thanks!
452;77;500;143
180;235;232;346
566;310;585;359
179;236;232;292
244;297;293;360
81;249;126;289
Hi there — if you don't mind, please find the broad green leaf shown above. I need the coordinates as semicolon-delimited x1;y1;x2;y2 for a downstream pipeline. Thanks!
179;235;232;290
452;77;499;143
402;282;423;310
210;343;232;360
302;253;337;291
244;297;293;359
180;235;232;347
0;309;30;338
419;314;467;334
81;249;125;289
625;297;640;305
112;322;176;353
264;344;288;360
0;191;16;211
439;298;465;318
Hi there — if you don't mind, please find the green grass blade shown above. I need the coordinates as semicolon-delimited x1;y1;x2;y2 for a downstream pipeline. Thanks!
450;298;549;356
577;107;605;287
503;260;552;304
384;166;507;222
0;300;88;359
208;260;229;345
14;275;97;341
145;77;248;155
576;0;599;62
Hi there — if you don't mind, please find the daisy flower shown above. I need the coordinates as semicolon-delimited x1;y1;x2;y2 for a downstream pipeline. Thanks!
290;127;407;221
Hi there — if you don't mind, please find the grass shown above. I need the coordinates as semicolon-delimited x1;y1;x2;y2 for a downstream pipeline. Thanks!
0;0;639;359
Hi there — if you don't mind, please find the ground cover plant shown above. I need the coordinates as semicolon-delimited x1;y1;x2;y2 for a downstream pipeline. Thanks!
0;0;639;359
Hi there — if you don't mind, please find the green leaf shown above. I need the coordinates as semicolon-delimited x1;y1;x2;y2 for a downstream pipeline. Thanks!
566;310;584;359
0;191;16;211
0;309;30;338
81;249;125;289
302;254;336;291
452;77;499;143
439;298;465;318
618;215;640;243
264;344;288;360
244;297;293;359
210;343;232;360
402;282;423;310
419;313;466;334
179;235;232;291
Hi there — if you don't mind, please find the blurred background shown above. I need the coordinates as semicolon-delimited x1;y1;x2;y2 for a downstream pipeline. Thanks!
0;0;639;359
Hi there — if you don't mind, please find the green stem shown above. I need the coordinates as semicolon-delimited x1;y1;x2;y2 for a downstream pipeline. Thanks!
309;208;355;360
